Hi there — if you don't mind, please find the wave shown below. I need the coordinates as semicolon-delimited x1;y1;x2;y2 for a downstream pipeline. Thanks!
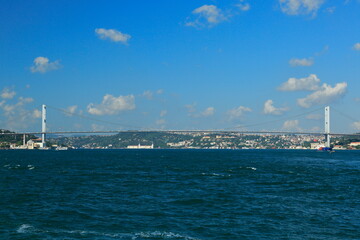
16;224;201;240
135;231;200;239
201;172;231;177
3;164;35;170
17;224;34;233
246;167;257;171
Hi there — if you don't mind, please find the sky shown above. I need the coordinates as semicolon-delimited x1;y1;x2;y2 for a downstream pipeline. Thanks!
1;0;360;134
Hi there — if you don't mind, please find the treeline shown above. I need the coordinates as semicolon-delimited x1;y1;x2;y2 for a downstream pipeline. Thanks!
54;131;194;148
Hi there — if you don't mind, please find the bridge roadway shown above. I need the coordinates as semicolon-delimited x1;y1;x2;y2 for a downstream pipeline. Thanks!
1;130;360;137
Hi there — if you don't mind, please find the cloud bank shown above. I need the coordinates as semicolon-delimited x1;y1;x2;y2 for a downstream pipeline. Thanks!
279;0;324;16
278;74;321;91
278;74;347;108
297;82;347;108
87;94;135;115
1;88;16;99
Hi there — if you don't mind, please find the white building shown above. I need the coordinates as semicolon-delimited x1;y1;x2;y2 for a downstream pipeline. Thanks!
127;143;154;149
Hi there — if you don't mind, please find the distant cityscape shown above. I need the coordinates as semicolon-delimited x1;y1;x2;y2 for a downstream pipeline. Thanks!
1;130;360;150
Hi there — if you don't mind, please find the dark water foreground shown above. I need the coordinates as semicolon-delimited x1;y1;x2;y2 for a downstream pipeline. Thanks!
1;149;360;240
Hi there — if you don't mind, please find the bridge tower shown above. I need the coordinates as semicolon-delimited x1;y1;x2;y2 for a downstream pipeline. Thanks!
41;104;46;148
324;106;331;148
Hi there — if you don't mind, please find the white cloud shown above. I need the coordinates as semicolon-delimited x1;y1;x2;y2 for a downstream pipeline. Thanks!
142;90;153;100
279;0;324;16
314;45;329;56
2;104;15;114
227;106;252;120
352;122;360;130
185;104;215;118
67;105;78;114
282;120;300;130
353;43;360;51
193;5;225;24
17;97;34;105
236;0;251;11
1;88;16;99
263;100;289;115
200;107;215;117
289;57;314;67
32;109;42;119
30;57;61;73
185;103;197;113
278;74;321;91
186;5;226;28
160;110;167;117
1;97;34;117
0;96;38;130
63;105;78;116
95;28;131;44
289;46;328;67
297;82;347;108
87;94;135;115
156;89;164;95
185;1;250;28
325;6;336;14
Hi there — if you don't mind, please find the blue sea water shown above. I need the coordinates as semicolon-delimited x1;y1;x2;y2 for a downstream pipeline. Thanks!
1;149;360;240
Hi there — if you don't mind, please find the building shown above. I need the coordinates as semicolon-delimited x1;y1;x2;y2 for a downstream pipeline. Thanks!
127;143;154;149
27;139;44;149
349;142;360;147
310;142;323;149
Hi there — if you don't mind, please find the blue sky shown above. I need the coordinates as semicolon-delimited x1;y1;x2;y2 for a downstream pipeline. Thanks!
1;0;360;133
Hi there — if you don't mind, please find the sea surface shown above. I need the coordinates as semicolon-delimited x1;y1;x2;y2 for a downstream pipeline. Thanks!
1;149;360;240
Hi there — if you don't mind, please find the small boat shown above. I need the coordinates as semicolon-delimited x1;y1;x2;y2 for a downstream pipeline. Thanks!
55;146;68;151
317;144;334;152
318;146;333;151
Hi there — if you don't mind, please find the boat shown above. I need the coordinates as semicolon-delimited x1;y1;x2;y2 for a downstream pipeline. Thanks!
318;146;333;151
55;146;68;151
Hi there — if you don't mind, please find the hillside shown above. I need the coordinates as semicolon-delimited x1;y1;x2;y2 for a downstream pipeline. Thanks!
0;129;36;148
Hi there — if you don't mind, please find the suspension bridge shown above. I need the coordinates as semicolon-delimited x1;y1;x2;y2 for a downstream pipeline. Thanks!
1;105;360;149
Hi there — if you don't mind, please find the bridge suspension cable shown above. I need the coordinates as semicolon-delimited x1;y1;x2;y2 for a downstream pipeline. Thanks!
331;107;360;123
229;106;324;130
46;105;155;131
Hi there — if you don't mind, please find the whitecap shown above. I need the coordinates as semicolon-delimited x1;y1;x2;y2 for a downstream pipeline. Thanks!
17;224;33;233
134;231;200;240
17;226;201;240
246;167;257;171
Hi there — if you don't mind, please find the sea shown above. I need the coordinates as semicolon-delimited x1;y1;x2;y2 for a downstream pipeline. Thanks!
1;149;360;240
